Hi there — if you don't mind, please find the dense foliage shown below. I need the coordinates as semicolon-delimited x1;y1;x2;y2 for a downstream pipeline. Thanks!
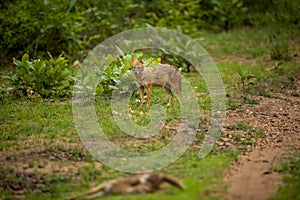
73;52;161;97
2;53;75;98
1;0;299;65
0;0;299;98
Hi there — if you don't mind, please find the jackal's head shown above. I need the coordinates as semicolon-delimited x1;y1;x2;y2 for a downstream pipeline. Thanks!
130;57;144;76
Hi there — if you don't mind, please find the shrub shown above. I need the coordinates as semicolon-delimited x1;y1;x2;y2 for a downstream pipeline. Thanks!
269;34;292;61
2;53;76;98
74;52;161;97
0;0;87;64
203;0;248;31
1;0;298;67
236;66;256;91
153;0;204;36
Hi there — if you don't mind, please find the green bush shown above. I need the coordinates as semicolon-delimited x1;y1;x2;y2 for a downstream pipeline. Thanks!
152;0;203;36
2;53;75;98
73;53;161;97
269;34;292;61
0;0;87;64
1;0;298;67
202;0;248;31
243;0;300;27
97;54;135;95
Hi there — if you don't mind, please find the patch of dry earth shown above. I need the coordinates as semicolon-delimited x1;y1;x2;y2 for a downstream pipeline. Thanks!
222;72;300;200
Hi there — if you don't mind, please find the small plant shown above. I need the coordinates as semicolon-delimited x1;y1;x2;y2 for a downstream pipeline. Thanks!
274;61;283;70
236;66;256;91
243;96;259;105
28;161;35;168
269;34;292;61
2;53;75;98
254;129;264;138
234;122;249;131
227;98;241;110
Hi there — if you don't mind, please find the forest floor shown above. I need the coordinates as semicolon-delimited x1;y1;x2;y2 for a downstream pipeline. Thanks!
1;27;299;200
221;69;300;199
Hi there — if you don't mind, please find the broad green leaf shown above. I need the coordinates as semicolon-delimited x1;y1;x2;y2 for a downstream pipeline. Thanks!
21;53;29;65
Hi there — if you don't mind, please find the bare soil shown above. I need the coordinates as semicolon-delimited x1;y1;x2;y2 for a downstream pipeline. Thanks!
222;70;300;200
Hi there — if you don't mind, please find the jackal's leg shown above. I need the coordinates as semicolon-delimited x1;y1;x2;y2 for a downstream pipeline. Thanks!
176;86;182;105
139;86;144;106
146;85;152;107
164;87;173;106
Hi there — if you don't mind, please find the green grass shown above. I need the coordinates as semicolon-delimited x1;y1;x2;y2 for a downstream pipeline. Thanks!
64;151;238;200
271;157;300;200
0;26;299;199
0;99;77;150
0;71;230;199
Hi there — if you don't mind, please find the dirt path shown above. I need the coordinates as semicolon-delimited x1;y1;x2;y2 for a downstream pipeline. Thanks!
222;73;300;199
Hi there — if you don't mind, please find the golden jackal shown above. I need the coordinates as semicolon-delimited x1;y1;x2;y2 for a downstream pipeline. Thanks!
130;57;182;107
69;172;184;199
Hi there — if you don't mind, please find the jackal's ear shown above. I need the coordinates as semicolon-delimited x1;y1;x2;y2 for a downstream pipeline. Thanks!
141;58;145;64
130;57;135;63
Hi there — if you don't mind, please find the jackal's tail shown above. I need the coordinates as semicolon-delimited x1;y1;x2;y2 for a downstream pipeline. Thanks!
161;175;185;190
68;182;106;200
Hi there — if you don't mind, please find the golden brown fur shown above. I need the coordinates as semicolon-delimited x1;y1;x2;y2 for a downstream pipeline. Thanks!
131;57;182;107
69;172;185;200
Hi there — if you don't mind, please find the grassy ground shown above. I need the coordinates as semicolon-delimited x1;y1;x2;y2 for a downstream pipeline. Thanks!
0;26;299;199
271;157;300;200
